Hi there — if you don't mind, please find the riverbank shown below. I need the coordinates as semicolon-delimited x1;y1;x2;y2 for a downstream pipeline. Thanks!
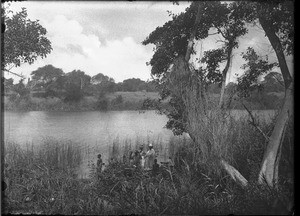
3;116;293;215
3;91;160;111
3;91;284;112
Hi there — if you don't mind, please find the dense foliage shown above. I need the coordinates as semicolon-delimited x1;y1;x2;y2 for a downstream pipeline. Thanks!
142;1;293;135
3;64;157;102
2;6;52;75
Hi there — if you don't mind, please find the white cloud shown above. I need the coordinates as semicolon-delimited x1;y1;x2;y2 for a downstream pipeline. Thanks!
8;15;152;83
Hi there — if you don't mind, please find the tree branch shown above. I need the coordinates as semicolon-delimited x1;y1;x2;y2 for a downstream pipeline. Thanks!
216;39;226;43
271;73;285;87
185;2;202;62
208;31;219;36
214;26;228;40
3;68;25;78
242;102;270;141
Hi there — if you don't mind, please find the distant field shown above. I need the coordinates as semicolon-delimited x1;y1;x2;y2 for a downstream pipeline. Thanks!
107;91;160;103
3;91;161;111
4;90;284;111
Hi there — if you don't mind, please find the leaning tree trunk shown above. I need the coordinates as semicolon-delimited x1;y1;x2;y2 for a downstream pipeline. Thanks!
218;40;234;109
185;1;202;62
258;13;293;187
258;82;293;187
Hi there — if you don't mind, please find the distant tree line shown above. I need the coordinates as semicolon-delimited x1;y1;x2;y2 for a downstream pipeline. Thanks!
3;65;284;110
3;64;157;102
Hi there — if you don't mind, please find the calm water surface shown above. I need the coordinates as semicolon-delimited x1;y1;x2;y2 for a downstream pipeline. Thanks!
4;110;173;146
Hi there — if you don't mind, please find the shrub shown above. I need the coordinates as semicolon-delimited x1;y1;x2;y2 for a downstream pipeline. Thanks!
64;84;83;102
96;97;109;110
111;95;123;105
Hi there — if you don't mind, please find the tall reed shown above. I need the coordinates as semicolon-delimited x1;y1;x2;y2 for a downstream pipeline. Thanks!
3;117;293;215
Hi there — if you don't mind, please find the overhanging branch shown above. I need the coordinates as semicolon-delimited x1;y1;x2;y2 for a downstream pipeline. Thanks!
3;68;25;78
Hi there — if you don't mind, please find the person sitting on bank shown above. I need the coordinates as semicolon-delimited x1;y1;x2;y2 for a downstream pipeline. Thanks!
152;158;160;176
144;143;155;170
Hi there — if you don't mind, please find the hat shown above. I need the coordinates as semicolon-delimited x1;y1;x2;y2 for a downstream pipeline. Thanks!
149;143;153;147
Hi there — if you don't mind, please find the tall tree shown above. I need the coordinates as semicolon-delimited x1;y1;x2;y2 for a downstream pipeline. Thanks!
64;70;91;102
143;1;252;136
91;73;114;85
144;1;293;188
2;6;52;78
235;1;293;187
91;73;116;97
255;1;293;188
122;78;146;92
30;65;65;96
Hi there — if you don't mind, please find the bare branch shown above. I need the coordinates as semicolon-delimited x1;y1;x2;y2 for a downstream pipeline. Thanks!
208;31;219;36
3;68;25;78
216;39;226;43
242;102;270;141
214;26;228;40
271;73;285;87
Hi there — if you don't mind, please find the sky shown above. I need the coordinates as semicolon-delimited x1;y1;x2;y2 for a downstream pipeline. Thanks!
4;1;293;84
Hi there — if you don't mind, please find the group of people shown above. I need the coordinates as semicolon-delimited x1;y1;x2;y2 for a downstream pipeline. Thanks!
96;143;159;175
129;143;156;170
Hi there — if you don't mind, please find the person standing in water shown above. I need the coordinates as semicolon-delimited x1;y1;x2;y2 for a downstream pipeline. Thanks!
144;143;155;170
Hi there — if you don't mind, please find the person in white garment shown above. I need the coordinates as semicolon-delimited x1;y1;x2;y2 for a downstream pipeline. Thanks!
139;145;146;169
144;143;155;170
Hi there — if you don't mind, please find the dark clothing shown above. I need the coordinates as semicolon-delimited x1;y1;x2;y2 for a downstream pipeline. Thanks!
97;158;103;173
152;163;160;176
133;154;141;167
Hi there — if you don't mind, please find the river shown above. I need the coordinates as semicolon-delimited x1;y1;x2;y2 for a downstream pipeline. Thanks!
4;110;276;178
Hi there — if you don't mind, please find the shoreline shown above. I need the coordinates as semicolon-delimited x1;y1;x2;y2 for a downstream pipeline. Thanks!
3;106;277;112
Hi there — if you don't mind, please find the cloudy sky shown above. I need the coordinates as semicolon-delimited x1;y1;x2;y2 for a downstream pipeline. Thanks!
5;1;293;84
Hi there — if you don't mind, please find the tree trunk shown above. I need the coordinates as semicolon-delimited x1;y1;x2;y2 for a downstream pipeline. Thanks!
258;12;293;187
258;82;293;187
259;15;293;89
218;42;234;109
185;2;202;62
221;159;248;187
218;76;227;109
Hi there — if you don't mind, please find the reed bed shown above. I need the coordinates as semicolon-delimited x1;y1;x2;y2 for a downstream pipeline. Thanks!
2;115;293;215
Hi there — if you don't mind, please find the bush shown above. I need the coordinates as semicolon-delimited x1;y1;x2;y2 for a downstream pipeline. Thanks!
64;84;83;102
111;95;123;105
96;97;109;110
